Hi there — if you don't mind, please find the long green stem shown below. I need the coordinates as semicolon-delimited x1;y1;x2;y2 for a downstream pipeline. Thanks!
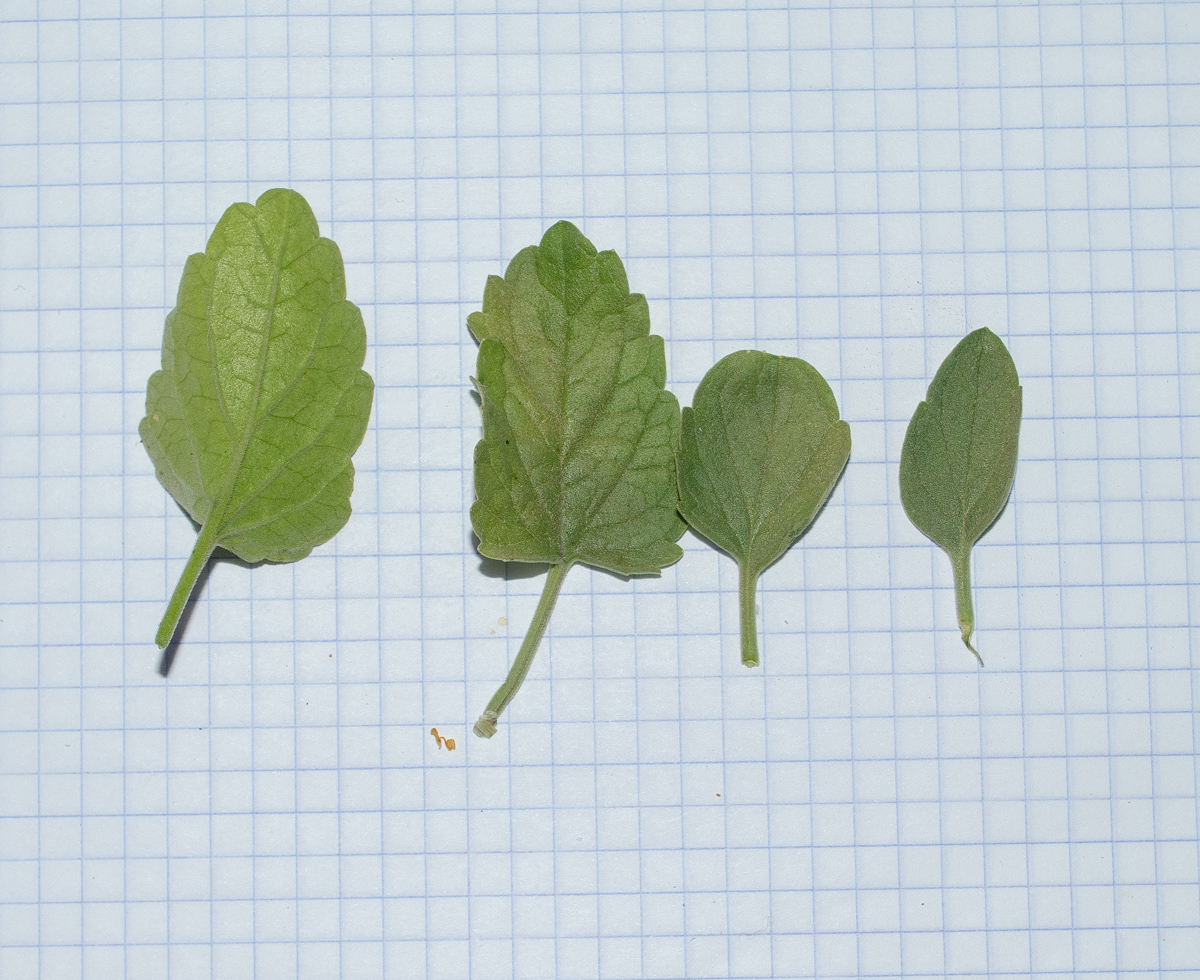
952;548;983;666
474;561;572;738
739;562;759;667
155;521;221;649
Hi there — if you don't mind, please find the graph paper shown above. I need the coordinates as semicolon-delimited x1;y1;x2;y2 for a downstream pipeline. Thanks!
0;2;1197;978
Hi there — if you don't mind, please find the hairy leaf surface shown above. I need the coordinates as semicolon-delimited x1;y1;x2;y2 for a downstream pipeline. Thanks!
141;188;374;649
899;327;1021;662
677;350;851;666
470;221;684;736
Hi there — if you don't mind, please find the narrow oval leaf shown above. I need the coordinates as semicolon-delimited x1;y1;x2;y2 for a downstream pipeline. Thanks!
470;221;685;736
677;350;851;666
141;188;374;650
899;327;1022;662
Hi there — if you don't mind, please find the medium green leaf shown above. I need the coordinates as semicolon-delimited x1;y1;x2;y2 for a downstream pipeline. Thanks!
677;350;851;666
140;188;374;650
470;221;685;737
899;327;1022;663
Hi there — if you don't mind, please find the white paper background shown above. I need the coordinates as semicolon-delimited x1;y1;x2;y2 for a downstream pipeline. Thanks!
0;2;1197;978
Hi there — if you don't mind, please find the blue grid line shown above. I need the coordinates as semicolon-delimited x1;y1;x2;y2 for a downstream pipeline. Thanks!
873;1;907;964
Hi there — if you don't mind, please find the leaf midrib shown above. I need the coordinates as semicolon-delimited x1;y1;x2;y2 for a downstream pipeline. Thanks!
509;282;642;561
957;340;986;544
749;365;784;538
561;314;653;556
555;273;574;556
710;384;755;556
938;339;1013;549
206;216;291;538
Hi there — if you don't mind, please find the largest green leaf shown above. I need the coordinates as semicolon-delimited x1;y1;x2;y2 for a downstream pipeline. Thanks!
470;220;685;737
140;188;374;649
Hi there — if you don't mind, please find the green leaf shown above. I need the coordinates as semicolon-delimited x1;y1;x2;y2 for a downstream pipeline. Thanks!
677;350;851;666
899;327;1022;663
140;188;374;650
470;220;685;737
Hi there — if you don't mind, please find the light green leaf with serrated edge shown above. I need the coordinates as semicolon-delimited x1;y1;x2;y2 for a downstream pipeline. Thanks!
677;350;851;667
899;327;1022;663
141;188;374;650
470;220;684;737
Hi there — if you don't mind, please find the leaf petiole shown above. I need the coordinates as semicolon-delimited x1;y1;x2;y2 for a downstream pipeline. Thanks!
739;563;759;667
951;548;983;666
155;519;222;649
474;561;573;738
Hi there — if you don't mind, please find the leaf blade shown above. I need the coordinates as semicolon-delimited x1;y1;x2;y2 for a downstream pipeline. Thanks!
471;221;685;574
